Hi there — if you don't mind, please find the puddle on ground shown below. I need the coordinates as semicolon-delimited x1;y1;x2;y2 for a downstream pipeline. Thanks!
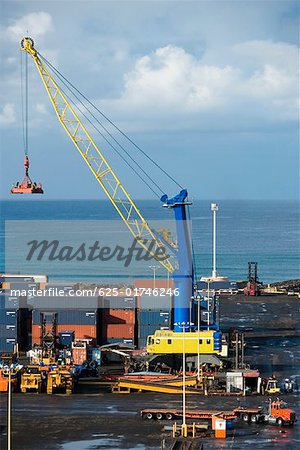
61;436;147;450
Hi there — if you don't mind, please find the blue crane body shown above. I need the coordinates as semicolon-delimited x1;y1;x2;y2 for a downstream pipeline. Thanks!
161;189;194;331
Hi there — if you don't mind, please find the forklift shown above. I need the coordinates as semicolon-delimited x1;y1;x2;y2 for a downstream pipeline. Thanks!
264;377;281;395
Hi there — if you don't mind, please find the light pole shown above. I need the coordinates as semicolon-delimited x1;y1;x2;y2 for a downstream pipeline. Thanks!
207;279;211;330
174;321;194;437
211;203;218;279
183;322;186;437
196;295;201;381
149;265;159;289
7;367;12;450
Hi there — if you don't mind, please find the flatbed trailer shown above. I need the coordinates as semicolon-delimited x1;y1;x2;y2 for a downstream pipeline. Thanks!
141;408;236;421
141;399;297;426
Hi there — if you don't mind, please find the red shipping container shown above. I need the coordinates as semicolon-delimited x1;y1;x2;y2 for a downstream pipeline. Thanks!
57;324;96;340
31;323;96;345
105;323;134;339
72;346;87;365
134;278;174;290
102;309;135;325
31;324;53;346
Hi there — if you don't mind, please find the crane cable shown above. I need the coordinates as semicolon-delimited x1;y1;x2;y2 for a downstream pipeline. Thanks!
25;49;28;155
39;54;163;198
20;51;29;155
38;52;184;192
39;63;162;199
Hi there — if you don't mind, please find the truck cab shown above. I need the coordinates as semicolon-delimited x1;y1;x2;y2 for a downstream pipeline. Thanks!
269;400;296;426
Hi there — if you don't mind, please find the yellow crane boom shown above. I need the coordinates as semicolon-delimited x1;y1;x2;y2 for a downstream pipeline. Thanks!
21;37;174;273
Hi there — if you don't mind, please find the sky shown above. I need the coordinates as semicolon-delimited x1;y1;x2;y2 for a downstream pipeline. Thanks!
0;0;299;200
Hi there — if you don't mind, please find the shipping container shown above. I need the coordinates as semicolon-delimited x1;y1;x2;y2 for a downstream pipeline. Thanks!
102;338;134;346
0;293;20;309
32;309;97;325
134;279;174;289
45;283;75;292
102;309;135;325
9;282;39;294
2;276;34;283
32;310;58;324
101;296;136;309
0;309;17;325
29;295;98;310
104;323;134;339
0;337;17;352
31;323;97;345
138;294;173;311
58;310;97;325
0;274;47;283
139;310;170;326
0;324;17;339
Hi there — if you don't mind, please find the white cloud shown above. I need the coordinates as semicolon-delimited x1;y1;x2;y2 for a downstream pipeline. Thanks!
121;46;237;111
0;103;16;124
233;40;298;72
6;12;53;40
5;56;17;65
101;41;298;130
35;103;48;114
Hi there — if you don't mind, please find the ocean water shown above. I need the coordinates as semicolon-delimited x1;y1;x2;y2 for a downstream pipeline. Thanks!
0;199;299;283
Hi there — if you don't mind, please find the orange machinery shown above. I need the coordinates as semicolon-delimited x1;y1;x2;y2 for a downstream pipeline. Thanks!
0;368;18;392
11;155;43;194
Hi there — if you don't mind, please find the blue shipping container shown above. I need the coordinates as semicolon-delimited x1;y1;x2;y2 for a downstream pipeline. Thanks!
0;293;20;309
0;337;17;352
32;310;57;324
139;310;170;327
0;309;17;325
32;309;97;325
29;295;98;310
102;338;134;345
139;295;172;310
0;324;17;339
102;296;136;309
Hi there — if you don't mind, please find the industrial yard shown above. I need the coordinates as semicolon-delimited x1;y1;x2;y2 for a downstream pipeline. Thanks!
1;1;299;449
1;287;299;449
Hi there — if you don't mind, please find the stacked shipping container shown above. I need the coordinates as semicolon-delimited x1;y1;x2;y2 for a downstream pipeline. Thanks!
137;294;173;348
1;277;176;352
0;276;30;352
31;309;98;345
101;296;136;345
0;293;18;351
